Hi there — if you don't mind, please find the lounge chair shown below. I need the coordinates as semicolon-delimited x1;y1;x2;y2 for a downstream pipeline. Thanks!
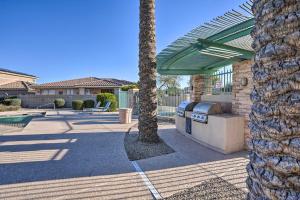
83;101;100;112
91;101;111;112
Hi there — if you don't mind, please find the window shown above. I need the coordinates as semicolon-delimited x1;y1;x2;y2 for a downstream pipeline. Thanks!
66;89;74;95
49;90;56;95
85;89;91;95
203;65;232;95
41;90;48;95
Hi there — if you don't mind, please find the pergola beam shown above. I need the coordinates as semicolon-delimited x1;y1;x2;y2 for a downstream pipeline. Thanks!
195;38;254;59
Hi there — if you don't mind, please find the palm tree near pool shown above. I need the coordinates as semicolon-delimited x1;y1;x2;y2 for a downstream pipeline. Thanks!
138;0;159;143
248;0;300;199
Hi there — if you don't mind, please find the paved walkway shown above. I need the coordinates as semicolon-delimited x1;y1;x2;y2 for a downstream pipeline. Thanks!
132;125;249;198
0;111;152;200
0;111;249;199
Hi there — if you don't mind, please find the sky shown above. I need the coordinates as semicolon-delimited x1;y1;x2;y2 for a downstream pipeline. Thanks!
0;0;246;84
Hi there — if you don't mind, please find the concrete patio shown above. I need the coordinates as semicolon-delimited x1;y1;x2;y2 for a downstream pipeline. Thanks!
0;110;248;199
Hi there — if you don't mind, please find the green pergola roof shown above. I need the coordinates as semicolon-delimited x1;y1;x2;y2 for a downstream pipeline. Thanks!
157;1;254;75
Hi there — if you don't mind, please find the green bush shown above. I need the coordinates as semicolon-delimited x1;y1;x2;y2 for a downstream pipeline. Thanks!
72;100;84;110
0;104;20;112
54;98;65;108
120;84;138;91
7;96;18;99
3;98;22;106
83;99;95;108
96;93;117;112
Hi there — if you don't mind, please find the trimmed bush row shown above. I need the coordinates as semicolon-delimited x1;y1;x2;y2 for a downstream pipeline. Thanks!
120;84;138;91
83;99;95;108
72;100;84;110
0;104;20;112
54;98;65;108
3;98;22;107
96;93;117;112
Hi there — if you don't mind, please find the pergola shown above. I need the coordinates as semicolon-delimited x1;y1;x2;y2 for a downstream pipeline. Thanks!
157;1;255;75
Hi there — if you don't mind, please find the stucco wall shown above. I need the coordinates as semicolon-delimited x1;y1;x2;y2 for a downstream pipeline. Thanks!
0;72;36;85
19;95;96;108
232;60;254;144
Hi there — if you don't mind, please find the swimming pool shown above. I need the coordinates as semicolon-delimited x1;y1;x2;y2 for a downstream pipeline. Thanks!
0;113;44;128
0;115;33;128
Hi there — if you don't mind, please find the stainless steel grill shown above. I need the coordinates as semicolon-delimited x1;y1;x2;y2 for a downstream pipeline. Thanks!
191;102;222;123
176;101;198;117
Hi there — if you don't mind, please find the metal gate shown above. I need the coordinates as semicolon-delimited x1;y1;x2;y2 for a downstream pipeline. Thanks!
119;91;128;108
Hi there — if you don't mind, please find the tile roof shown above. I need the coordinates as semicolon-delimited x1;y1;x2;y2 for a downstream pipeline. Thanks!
0;68;37;78
0;81;36;91
35;77;133;89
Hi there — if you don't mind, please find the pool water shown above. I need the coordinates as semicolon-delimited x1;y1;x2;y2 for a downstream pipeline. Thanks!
0;115;33;128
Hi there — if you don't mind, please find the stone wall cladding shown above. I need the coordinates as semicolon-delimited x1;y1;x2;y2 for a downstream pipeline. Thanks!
19;95;96;108
232;60;254;145
191;75;205;102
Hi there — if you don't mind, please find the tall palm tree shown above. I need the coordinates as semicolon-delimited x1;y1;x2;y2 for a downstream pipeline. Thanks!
138;0;159;143
247;0;300;199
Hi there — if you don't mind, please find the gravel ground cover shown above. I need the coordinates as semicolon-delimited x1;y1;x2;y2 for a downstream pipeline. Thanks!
124;132;175;161
163;177;246;200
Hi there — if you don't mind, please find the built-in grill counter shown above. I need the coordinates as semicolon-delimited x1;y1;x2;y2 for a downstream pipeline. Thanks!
175;101;198;135
177;101;245;154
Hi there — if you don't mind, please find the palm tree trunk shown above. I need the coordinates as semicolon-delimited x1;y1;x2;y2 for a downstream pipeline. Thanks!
248;0;300;199
138;0;159;143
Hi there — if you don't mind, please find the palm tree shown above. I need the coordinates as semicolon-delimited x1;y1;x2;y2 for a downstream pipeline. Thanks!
138;0;159;143
247;0;300;199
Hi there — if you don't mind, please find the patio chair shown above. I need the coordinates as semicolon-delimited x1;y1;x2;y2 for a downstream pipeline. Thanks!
83;101;100;112
91;101;111;112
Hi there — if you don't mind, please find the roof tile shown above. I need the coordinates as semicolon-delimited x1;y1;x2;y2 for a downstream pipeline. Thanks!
35;77;133;88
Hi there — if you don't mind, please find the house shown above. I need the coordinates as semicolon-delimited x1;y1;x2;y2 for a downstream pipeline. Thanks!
0;68;38;96
34;77;133;96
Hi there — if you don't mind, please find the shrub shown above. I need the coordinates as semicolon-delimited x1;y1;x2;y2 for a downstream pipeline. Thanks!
0;104;20;112
7;96;18;99
120;84;138;91
72;100;84;110
83;99;95;108
0;97;5;104
3;98;22;106
54;98;65;108
96;93;117;112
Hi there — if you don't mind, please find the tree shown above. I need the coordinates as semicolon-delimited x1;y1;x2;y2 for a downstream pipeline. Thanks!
247;1;300;199
138;0;159;143
157;75;182;90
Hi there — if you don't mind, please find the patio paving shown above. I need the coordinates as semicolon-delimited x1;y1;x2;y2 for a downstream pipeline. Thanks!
0;111;152;200
0;110;249;199
132;124;249;199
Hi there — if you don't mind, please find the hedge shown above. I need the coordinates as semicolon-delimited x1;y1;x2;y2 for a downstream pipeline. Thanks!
3;98;22;107
54;98;65;108
83;99;95;108
72;100;84;110
96;93;117;112
120;84;138;91
0;104;20;112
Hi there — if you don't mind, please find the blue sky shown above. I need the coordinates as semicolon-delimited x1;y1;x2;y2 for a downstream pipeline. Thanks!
0;0;246;84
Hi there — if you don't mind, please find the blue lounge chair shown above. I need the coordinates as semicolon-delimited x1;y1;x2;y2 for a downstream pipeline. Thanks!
91;101;111;112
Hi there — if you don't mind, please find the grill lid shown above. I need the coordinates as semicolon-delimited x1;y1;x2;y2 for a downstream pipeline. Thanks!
178;101;198;111
177;101;198;117
193;102;222;115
